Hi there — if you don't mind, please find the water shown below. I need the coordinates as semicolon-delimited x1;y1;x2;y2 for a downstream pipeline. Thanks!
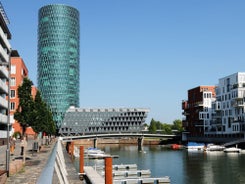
75;145;245;184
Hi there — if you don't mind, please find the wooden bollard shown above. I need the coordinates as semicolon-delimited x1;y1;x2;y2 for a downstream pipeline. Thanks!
105;157;113;184
79;146;84;174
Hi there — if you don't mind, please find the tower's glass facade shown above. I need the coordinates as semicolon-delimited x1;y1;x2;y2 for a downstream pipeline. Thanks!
37;4;80;128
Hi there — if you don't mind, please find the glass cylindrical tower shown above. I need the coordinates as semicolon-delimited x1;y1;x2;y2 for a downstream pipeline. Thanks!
37;4;80;128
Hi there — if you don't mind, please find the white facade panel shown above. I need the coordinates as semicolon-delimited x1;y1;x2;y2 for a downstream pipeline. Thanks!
0;43;8;62
0;79;8;93
0;95;7;108
0;65;8;78
0;26;10;50
0;130;7;138
0;113;7;124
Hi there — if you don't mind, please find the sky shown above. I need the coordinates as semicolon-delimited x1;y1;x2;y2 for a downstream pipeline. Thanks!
1;0;245;124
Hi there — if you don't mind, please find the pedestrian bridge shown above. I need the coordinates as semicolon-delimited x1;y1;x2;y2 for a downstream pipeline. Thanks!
60;132;179;151
60;133;179;141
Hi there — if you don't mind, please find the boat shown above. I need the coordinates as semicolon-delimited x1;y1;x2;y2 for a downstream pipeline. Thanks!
186;142;205;151
171;144;182;150
84;147;105;155
223;147;241;153
205;144;225;152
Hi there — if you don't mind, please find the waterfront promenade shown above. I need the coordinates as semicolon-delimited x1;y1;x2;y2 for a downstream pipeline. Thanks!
0;137;82;184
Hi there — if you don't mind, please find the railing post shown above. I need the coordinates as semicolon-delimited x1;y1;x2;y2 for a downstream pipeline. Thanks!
105;157;113;184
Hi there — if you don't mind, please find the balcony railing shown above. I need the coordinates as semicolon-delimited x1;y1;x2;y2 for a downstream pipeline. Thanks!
0;44;8;62
0;26;10;50
0;113;7;124
0;66;8;78
0;79;8;93
0;95;7;109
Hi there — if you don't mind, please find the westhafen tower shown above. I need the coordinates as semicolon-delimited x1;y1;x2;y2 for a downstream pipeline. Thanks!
37;4;80;128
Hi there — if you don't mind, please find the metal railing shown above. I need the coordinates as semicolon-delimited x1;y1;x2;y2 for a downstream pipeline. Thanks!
37;139;69;184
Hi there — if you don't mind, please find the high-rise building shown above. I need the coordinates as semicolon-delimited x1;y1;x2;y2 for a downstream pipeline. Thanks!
0;2;11;143
37;4;80;128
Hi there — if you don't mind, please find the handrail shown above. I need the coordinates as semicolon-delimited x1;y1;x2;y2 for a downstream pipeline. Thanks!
37;139;69;184
37;142;57;184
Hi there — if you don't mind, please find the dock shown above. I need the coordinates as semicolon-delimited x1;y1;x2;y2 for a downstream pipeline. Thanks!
84;164;170;184
84;166;104;184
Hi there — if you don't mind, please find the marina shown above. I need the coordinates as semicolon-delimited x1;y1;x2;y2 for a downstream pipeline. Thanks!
74;144;245;184
84;164;170;184
73;145;171;183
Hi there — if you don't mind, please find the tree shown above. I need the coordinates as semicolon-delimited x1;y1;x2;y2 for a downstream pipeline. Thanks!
148;119;157;133
172;119;184;132
161;123;172;134
14;78;35;136
32;91;56;135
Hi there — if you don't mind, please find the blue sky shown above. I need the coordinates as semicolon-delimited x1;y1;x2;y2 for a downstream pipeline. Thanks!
1;0;245;124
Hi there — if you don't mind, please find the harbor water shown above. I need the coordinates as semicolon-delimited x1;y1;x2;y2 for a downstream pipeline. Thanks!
75;144;245;184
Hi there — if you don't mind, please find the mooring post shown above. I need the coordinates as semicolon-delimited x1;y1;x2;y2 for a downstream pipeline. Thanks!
105;157;113;184
79;146;84;174
71;141;74;161
138;136;144;151
93;138;97;148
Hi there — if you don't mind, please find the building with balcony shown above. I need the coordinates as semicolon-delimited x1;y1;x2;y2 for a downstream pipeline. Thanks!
182;86;216;136
37;4;80;129
0;2;11;143
59;107;149;136
211;72;245;137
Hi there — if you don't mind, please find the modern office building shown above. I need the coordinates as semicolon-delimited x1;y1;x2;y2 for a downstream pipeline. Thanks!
182;86;216;136
0;3;11;143
59;107;149;136
37;4;80;128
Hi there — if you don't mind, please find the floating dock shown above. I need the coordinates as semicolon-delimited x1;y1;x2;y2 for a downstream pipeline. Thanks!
83;164;170;184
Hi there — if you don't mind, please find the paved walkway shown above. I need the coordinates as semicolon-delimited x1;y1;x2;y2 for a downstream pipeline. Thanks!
0;137;83;184
6;138;56;183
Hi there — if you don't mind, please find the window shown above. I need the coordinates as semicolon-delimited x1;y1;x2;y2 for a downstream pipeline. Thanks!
10;90;15;98
10;78;16;86
11;65;16;74
10;102;15;110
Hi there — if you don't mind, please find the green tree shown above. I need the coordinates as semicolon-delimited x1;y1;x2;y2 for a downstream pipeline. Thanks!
161;123;172;134
32;91;56;135
148;119;157;133
172;119;184;132
14;78;35;136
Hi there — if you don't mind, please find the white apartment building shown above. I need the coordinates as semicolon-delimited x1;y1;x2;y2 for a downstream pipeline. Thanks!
0;3;11;141
211;72;245;136
199;91;216;133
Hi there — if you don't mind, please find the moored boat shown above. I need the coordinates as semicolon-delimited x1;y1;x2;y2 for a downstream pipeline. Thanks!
84;147;105;155
186;142;205;151
205;144;225;152
223;147;241;153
